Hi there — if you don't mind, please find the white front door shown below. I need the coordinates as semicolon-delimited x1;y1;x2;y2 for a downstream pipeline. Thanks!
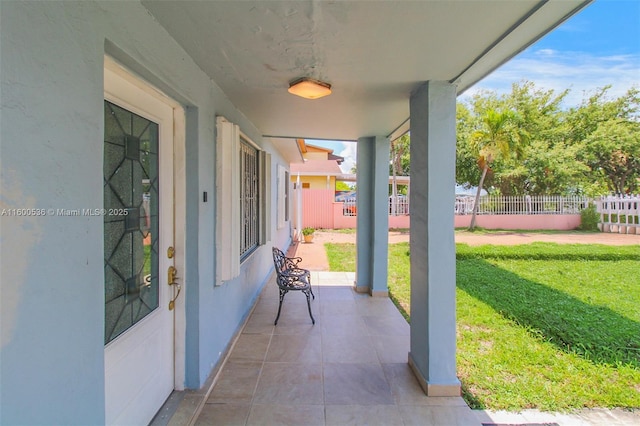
103;62;177;425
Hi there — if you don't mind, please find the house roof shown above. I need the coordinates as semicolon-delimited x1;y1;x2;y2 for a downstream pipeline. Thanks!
300;142;333;155
142;1;590;142
291;159;343;176
298;140;345;164
328;153;344;164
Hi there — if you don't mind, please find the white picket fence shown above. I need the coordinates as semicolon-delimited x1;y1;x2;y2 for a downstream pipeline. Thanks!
389;196;409;216
342;198;357;216
328;193;640;233
454;195;590;215
594;195;640;234
342;195;591;217
342;196;411;217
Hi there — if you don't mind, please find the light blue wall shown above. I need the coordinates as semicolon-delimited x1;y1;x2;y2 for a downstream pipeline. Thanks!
1;3;106;423
0;1;287;423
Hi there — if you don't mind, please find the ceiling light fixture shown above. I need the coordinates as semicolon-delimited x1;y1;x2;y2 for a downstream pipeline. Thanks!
288;77;332;99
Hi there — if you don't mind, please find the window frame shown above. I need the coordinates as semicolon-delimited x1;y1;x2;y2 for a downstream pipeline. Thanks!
277;165;291;229
239;137;259;261
216;117;271;285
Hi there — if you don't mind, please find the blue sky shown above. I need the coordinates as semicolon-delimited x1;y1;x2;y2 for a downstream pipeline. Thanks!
461;0;640;106
310;0;640;173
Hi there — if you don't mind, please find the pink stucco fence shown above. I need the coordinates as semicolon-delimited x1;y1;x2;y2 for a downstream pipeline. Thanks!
301;189;335;229
300;189;584;230
453;214;581;230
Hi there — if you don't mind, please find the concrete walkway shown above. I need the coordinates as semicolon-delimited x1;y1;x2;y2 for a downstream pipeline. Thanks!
475;407;640;425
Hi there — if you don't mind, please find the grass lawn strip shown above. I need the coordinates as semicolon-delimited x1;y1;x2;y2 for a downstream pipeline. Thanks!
325;241;640;411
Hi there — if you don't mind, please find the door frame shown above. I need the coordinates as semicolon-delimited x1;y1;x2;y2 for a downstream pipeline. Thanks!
104;56;187;392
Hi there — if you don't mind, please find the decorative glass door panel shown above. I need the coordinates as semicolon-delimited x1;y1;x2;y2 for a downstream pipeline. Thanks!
104;101;159;344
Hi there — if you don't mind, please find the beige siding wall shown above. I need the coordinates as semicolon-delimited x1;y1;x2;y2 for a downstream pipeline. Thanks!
292;175;336;190
305;151;328;161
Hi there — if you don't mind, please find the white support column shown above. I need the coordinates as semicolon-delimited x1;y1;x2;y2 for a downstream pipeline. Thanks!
294;174;303;241
408;81;460;396
355;136;390;296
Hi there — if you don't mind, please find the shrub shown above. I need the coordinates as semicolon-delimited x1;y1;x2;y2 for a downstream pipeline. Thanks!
578;204;599;231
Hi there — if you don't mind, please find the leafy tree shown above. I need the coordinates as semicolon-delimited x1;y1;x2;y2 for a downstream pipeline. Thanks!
335;180;352;191
456;103;482;188
569;87;640;194
463;82;583;196
502;82;582;195
518;141;588;195
456;82;640;198
390;134;410;213
566;86;637;143
427;82;638;200
582;119;640;194
389;133;411;176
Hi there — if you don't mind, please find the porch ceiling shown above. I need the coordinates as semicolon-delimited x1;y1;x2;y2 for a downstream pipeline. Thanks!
142;0;589;141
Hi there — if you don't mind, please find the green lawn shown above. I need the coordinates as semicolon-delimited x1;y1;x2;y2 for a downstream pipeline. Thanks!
325;241;640;411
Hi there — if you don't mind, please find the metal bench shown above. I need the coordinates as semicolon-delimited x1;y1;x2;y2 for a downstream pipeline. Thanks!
271;247;315;325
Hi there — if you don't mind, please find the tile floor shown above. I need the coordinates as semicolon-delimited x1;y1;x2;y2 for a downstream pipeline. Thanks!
186;271;480;426
154;271;639;425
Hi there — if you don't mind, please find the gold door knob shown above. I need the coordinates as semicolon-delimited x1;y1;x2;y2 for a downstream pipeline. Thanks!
168;266;177;285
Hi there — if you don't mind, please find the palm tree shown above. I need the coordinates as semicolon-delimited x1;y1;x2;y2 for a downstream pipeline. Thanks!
469;109;526;230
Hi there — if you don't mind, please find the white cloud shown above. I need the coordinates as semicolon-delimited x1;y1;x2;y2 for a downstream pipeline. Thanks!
337;142;357;174
460;50;640;107
536;48;557;57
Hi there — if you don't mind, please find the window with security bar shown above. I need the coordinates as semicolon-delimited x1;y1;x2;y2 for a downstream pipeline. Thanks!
240;138;259;260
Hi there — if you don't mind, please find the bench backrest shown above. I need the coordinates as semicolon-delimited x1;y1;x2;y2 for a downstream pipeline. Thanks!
272;247;302;274
272;247;287;274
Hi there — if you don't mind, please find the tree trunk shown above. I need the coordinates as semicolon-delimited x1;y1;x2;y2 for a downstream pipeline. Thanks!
469;165;489;231
391;158;398;216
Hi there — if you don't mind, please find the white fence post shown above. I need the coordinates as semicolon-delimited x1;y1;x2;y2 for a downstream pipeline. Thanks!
594;194;639;234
